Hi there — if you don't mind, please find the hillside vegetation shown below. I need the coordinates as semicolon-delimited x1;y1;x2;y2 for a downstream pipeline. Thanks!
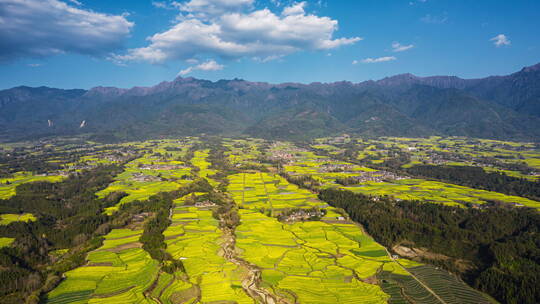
1;64;540;142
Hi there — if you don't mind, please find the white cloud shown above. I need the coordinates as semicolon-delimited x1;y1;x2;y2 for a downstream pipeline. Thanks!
178;59;224;76
352;60;358;65
420;14;448;24
0;0;133;62
361;56;396;63
114;2;361;64
197;59;224;71
490;34;510;47
174;0;254;20
391;42;414;52
282;2;306;16
152;1;170;9
27;63;42;67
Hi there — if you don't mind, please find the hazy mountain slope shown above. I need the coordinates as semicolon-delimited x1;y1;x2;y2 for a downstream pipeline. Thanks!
376;63;540;118
1;63;539;142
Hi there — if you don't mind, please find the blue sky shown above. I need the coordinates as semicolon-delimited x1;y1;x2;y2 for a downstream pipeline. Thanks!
0;0;539;89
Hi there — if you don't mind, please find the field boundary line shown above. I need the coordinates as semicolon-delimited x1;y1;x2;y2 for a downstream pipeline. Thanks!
387;248;447;304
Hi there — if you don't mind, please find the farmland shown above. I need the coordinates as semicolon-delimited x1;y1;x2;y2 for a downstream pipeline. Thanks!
0;237;14;248
266;139;540;209
0;213;36;225
0;136;537;303
46;228;159;304
162;194;253;303
228;172;430;304
342;179;540;209
0;172;65;199
97;141;193;214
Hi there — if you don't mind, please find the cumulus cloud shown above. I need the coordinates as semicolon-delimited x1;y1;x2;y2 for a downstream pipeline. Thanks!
114;1;361;64
282;1;306;16
152;1;171;9
361;56;396;63
491;34;510;47
174;0;254;20
0;0;133;62
178;59;224;76
391;42;414;52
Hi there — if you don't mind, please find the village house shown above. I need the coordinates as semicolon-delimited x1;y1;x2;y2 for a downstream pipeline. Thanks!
132;172;162;182
194;200;217;208
279;209;325;222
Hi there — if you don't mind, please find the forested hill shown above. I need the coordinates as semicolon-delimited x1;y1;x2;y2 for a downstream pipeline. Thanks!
1;63;540;142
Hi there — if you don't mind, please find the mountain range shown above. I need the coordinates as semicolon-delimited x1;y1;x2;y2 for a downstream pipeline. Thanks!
1;63;539;142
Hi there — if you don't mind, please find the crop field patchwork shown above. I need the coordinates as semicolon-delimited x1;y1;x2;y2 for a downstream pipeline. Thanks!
343;179;540;209
223;138;264;167
0;172;65;199
0;237;14;248
0;213;36;225
228;172;416;304
6;137;532;304
46;228;159;304
268;140;540;209
406;265;492;304
162;195;253;303
191;150;218;186
97;144;193;214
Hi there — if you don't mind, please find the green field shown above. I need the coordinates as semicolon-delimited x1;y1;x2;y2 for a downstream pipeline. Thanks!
0;237;14;248
269;140;540;209
228;172;414;304
0;172;65;199
97;142;193;214
191;149;218;186
343;179;540;209
162;194;253;303
3;136;534;304
0;213;36;225
46;228;159;304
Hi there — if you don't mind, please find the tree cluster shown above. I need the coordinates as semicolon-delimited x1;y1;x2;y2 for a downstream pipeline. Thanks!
318;188;540;304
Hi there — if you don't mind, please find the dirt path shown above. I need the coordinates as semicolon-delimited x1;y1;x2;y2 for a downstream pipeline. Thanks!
220;222;291;304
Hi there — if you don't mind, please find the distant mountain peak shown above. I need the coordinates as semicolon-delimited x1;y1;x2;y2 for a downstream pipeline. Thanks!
83;86;128;99
521;63;540;73
376;73;420;86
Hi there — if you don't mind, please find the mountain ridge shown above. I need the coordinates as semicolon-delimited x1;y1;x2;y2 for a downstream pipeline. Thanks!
1;63;539;142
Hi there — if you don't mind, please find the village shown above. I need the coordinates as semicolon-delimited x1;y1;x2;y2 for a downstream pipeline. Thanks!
277;208;327;223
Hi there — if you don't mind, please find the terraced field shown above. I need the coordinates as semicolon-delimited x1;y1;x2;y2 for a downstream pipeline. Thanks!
223;138;264;167
17;137;534;304
406;265;492;304
97;144;193;215
271;141;540;209
228;172;324;211
343;179;540;209
0;213;36;225
0;237;14;248
228;172;413;304
46;228;159;304
161;194;253;303
191;150;218;186
0;172;65;199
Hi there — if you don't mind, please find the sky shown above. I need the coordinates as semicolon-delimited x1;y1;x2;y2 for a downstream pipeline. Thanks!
0;0;539;89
